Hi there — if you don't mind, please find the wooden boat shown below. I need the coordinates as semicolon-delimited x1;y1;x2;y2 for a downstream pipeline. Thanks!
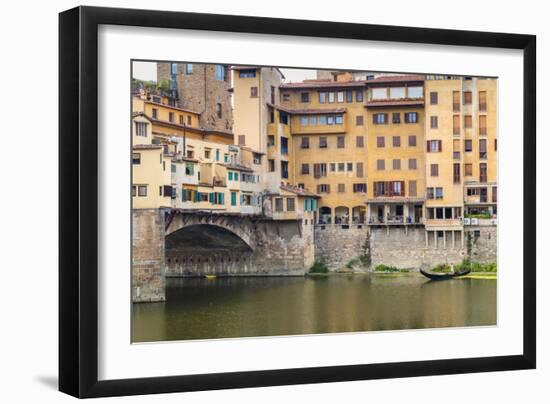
420;267;471;280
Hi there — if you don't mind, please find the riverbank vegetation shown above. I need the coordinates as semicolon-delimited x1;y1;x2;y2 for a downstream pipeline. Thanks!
431;259;497;273
373;264;410;273
309;260;329;274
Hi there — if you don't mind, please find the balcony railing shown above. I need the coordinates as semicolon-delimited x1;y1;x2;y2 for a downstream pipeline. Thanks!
368;216;423;225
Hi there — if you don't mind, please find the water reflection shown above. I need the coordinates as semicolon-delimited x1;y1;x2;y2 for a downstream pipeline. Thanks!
132;274;496;342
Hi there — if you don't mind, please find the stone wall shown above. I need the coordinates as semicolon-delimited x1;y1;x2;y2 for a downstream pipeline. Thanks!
467;226;498;263
314;224;369;270
157;63;233;133
165;218;314;277
132;209;166;302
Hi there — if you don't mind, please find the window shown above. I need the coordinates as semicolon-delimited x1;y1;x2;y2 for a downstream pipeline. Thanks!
250;86;258;97
337;136;345;148
171;164;176;173
215;65;226;81
409;180;417;197
453;139;460;160
317;184;330;194
170;63;178;74
356;136;364;148
464;115;472;129
356;115;364;126
356;90;364;102
279;113;289;124
404;112;418;123
377;136;385;148
313;163;327;178
287;198;295;211
185;163;194;175
479;139;487;159
480;163;488;182
495;139;497;151
430;164;439;177
408;158;417;170
132;153;141;164
353;183;367;193
392;136;401;147
309;116;316;125
300;92;310;103
135;122;148;137
392;113;401;124
319;137;328;148
281;137;288;155
347;162;353;172
152;108;158;119
408;86;423;98
327;116;335;125
430;116;438;129
167;111;174;122
268;159;275;172
427;188;434;199
346;91;353;102
185;63;193;74
430;91;438;104
275;198;283;212
239;69;256;78
479;115;487;135
267;135;275;146
464;139;473;152
216;103;222;118
317;115;327;125
492;186;497;203
427;140;442;152
335;115;343;125
453;163;461;183
319;92;327;103
390;87;406;99
301;137;309;149
301;163;310;175
408;135;416;147
465;163;473;176
138;185;147;197
463;91;472;105
329;163;336;172
282;93;290;102
376;159;385;170
453;91;460;111
238;135;245;146
337;91;344;103
228;171;233;181
356;162;364;177
338;184;346;193
435;188;443;199
300;116;308;126
338;162;345;172
479;91;487;111
179;115;184;125
328;92;335;103
281;161;289;179
373;113;388;124
186;150;194;159
453;114;460;135
372;88;388;100
392;159;401;170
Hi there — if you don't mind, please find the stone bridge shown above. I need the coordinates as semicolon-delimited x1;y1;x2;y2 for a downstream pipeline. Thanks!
132;208;315;303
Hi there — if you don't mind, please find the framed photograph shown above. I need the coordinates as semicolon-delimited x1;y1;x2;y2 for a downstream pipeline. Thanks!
59;6;536;398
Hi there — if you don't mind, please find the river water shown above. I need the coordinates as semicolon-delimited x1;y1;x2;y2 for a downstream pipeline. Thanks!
132;274;496;342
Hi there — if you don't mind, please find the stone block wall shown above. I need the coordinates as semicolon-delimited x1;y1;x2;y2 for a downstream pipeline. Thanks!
132;209;166;302
467;226;498;263
314;224;369;270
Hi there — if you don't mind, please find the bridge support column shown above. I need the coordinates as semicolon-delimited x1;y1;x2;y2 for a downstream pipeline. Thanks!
132;208;166;302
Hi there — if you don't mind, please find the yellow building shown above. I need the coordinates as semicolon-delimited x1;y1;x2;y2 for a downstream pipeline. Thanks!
364;75;426;226
279;74;368;224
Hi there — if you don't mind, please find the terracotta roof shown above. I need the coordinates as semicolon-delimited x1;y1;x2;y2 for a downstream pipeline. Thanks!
289;107;346;115
144;115;234;138
132;144;163;150
280;80;366;89
280;184;320;198
364;99;424;107
366;75;425;84
173;156;199;163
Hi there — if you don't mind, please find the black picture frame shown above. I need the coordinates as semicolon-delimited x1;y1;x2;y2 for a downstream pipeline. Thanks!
59;5;536;398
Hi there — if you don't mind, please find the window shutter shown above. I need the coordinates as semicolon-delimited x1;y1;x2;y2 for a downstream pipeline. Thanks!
356;162;363;177
400;181;405;196
438;140;442;152
385;181;391;196
163;185;172;197
426;140;430;152
317;185;321;193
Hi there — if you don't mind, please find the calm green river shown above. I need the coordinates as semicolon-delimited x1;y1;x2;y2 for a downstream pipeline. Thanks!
132;274;496;343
